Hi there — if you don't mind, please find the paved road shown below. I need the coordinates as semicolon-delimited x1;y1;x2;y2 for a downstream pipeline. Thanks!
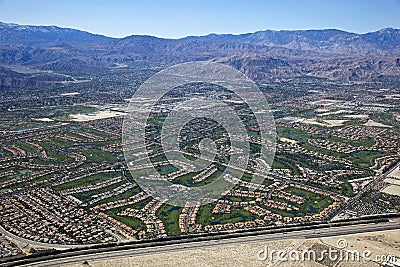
10;218;400;267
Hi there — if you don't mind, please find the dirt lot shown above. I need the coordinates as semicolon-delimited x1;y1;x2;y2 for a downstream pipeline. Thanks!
65;230;400;267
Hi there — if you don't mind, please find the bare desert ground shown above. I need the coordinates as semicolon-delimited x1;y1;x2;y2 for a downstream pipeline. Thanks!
384;178;400;186
64;230;400;267
381;167;400;196
382;185;400;196
363;120;392;128
301;118;348;127
343;114;369;119
388;166;400;179
322;120;348;127
279;137;298;144
69;110;126;122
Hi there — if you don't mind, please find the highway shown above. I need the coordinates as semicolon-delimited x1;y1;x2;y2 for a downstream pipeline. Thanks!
6;218;400;267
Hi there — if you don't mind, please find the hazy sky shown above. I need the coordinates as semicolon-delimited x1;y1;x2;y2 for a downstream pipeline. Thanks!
0;0;399;38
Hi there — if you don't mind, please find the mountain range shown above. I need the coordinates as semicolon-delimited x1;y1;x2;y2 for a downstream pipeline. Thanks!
0;21;399;87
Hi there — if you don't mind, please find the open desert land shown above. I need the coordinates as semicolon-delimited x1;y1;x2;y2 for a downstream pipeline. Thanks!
343;114;369;119
384;94;400;100
301;118;348;127
388;166;400;179
384;178;400;186
69;110;126;122
310;100;342;106
322;119;348;127
314;108;331;113
64;230;400;267
363;120;393;128
382;166;400;196
279;137;298;144
60;92;81;96
381;185;400;196
31;117;55;122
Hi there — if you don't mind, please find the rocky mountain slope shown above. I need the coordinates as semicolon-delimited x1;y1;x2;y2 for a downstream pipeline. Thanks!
0;22;399;82
184;28;400;54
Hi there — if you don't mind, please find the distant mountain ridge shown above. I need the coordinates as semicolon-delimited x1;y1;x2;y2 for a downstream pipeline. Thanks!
183;28;400;54
0;21;399;82
0;22;111;45
1;22;399;54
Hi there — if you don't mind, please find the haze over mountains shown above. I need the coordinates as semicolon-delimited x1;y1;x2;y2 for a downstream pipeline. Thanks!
0;21;399;86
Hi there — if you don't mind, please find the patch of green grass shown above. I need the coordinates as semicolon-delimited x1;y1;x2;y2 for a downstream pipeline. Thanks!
154;164;178;175
171;168;226;187
37;139;74;163
54;172;121;191
8;173;57;189
130;198;153;210
349;137;375;148
0;168;41;185
171;171;202;186
67;163;98;173
272;159;287;169
156;204;183;236
104;210;147;231
279;186;335;216
89;186;142;207
149;154;168;163
220;195;254;202
272;155;301;175
0;148;12;158
197;204;261;226
240;172;254;182
15;143;37;154
72;181;126;201
80;127;112;139
349;150;390;168
65;132;87;140
0;167;14;174
81;148;119;163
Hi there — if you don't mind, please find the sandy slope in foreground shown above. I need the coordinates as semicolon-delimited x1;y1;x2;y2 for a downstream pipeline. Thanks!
65;230;400;267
